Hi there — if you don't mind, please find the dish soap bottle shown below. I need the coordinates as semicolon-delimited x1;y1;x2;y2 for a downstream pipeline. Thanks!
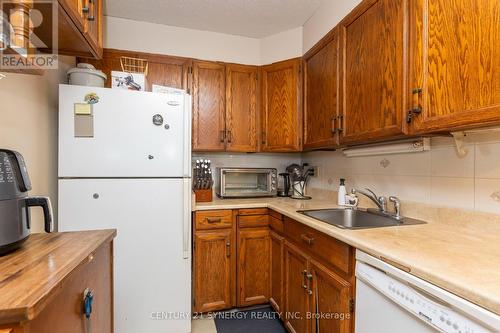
337;178;347;206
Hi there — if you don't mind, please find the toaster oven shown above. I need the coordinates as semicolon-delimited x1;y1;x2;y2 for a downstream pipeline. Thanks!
215;168;277;198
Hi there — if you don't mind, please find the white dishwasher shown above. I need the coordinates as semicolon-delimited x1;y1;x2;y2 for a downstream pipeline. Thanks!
355;251;500;333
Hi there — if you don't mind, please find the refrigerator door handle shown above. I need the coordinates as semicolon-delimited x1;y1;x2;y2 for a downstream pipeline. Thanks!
182;178;191;259
183;95;192;178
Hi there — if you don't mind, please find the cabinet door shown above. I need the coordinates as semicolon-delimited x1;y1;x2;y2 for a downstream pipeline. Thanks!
339;0;408;144
194;229;233;312
237;227;270;307
83;0;102;55
261;59;302;152
284;242;311;333
303;29;339;150
309;259;352;333
408;0;500;132
226;64;259;152
192;61;226;151
269;230;284;312
59;0;86;31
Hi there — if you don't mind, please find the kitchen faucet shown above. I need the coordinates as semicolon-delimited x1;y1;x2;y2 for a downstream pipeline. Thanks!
353;188;388;213
352;188;402;220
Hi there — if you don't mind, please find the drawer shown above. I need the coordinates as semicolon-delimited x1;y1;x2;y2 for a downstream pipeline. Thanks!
238;215;269;228
238;208;268;216
195;210;233;230
269;216;283;234
269;209;283;220
284;217;351;275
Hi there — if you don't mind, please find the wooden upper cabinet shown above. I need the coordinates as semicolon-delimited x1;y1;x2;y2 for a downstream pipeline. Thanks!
339;0;408;144
225;64;259;152
261;58;302;152
303;28;340;150
193;229;234;313
192;61;227;151
55;0;103;58
408;0;500;133
79;49;191;91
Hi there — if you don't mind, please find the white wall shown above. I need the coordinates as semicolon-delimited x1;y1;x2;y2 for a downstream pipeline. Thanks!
303;134;500;215
105;16;303;65
0;56;75;232
260;27;303;64
104;16;261;65
303;0;361;52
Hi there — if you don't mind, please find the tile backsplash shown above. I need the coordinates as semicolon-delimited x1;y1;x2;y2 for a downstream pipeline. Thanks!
302;132;500;215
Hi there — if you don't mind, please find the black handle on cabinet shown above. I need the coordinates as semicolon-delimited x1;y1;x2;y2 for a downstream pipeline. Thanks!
220;130;226;143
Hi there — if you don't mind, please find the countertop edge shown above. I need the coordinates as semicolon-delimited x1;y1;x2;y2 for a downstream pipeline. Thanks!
0;229;117;326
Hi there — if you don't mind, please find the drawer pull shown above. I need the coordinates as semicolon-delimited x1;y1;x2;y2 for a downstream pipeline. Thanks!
301;234;315;245
302;270;308;289
83;288;94;319
206;217;222;223
226;241;231;257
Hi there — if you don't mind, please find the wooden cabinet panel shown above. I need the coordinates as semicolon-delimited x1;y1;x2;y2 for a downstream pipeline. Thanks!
284;242;311;333
226;64;259;152
310;259;352;333
192;61;227;151
83;0;102;54
339;0;408;144
303;28;340;150
79;49;190;91
238;214;269;229
194;210;233;230
270;230;284;313
237;228;270;307
261;59;302;152
23;242;113;333
408;0;500;132
194;230;234;312
284;217;351;277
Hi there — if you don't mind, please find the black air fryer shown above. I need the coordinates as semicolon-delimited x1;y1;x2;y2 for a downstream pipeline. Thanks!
0;149;53;255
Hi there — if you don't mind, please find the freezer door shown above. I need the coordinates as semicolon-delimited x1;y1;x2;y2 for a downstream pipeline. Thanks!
58;84;191;178
58;178;191;333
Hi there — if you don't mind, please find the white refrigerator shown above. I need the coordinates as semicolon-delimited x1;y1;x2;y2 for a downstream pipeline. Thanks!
58;84;192;333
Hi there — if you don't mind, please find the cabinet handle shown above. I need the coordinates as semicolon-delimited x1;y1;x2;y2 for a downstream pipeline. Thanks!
407;88;423;124
306;272;313;295
82;6;89;13
302;270;308;290
331;116;337;134
301;233;315;246
220;130;226;143
227;130;232;143
226;241;231;257
336;115;343;133
205;217;222;223
261;131;266;145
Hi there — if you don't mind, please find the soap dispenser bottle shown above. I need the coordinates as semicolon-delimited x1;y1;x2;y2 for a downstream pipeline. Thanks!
337;178;347;206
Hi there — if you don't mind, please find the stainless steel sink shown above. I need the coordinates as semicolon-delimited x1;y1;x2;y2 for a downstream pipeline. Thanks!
298;208;426;229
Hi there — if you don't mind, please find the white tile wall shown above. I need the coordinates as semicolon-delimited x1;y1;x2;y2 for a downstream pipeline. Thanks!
193;132;500;215
303;133;500;215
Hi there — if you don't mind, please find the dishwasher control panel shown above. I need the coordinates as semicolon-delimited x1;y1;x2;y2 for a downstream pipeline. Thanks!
356;261;496;333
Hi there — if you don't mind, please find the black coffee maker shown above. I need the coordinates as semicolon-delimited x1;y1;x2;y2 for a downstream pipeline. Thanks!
0;149;53;255
277;173;291;197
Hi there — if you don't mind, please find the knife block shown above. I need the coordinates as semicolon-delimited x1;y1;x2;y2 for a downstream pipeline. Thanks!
194;189;213;203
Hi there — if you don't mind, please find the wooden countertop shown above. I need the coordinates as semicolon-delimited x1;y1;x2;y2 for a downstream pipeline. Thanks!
0;230;116;325
194;193;500;317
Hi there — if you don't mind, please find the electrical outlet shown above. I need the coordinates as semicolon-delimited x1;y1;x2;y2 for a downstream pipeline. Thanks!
310;166;319;177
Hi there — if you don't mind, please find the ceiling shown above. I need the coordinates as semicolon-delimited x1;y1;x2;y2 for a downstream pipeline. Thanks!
104;0;324;38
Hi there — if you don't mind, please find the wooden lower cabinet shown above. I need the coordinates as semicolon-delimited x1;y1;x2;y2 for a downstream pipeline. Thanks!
284;242;311;333
309;259;352;333
237;228;270;307
269;230;284;312
193;229;234;312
